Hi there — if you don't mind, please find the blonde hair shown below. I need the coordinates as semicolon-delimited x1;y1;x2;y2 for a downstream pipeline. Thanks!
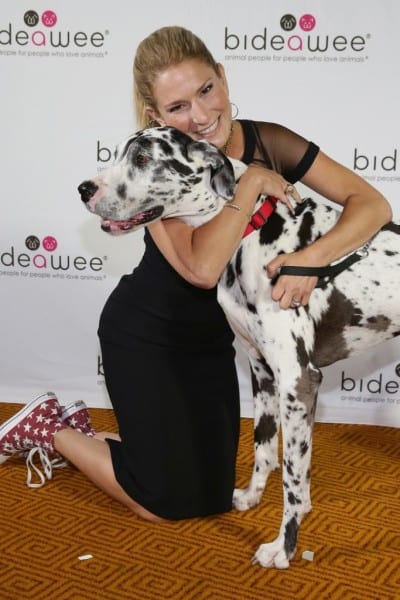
133;26;219;128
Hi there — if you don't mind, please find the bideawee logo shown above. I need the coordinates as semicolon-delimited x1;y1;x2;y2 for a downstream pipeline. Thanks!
340;364;400;406
224;13;370;64
353;146;400;185
0;234;106;282
0;9;109;58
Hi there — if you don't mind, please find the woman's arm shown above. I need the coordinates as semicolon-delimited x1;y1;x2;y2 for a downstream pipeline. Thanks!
148;163;301;288
267;151;393;308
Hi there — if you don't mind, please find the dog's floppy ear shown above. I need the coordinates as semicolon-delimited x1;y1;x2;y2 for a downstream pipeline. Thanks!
187;140;236;200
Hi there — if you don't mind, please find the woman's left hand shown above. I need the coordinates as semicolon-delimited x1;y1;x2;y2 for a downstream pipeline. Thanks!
266;251;319;310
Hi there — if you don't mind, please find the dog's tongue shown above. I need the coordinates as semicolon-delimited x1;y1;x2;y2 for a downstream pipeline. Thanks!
100;218;136;235
100;213;154;235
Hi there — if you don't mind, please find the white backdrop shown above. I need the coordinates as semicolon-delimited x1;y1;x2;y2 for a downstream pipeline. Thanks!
1;0;399;426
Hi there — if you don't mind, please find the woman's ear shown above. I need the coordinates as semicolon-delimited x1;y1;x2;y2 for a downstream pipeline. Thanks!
145;107;165;127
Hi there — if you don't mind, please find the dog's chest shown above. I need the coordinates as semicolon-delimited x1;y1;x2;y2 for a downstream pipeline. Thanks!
219;204;316;304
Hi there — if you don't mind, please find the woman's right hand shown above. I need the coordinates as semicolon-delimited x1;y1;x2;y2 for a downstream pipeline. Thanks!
238;164;302;213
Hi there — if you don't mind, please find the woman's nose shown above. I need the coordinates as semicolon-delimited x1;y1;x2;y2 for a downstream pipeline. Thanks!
190;101;208;125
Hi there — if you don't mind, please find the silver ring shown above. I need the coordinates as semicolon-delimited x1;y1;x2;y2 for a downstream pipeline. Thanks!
291;299;301;307
285;184;295;195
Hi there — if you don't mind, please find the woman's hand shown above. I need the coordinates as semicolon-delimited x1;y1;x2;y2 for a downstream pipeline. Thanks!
266;249;319;310
239;164;302;213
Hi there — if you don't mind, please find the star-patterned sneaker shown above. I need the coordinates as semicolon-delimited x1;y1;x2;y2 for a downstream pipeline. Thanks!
26;398;97;487
0;392;66;466
34;400;97;479
61;400;96;437
30;400;97;484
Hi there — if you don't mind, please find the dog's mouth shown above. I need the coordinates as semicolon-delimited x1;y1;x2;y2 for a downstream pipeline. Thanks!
100;206;164;234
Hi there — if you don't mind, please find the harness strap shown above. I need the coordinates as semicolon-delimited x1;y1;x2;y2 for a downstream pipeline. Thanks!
243;196;278;238
242;196;368;286
279;251;365;288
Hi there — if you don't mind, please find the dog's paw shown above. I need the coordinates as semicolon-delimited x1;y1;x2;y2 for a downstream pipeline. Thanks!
232;487;263;511
251;539;294;569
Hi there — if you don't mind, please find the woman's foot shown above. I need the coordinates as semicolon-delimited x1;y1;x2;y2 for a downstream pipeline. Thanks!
0;392;68;487
0;391;65;463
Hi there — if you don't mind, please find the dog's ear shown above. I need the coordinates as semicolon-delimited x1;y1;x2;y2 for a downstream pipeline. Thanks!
187;140;236;200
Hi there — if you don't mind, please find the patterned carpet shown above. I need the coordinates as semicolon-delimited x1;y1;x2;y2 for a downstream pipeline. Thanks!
0;403;399;600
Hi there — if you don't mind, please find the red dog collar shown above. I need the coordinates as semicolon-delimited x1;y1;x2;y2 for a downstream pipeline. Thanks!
243;196;278;238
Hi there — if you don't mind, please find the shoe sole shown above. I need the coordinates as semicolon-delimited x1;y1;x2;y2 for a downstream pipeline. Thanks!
0;391;58;464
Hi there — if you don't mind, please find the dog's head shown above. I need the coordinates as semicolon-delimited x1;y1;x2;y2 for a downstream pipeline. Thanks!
78;126;238;235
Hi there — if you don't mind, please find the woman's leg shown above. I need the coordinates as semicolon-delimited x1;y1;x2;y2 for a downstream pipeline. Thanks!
54;428;164;523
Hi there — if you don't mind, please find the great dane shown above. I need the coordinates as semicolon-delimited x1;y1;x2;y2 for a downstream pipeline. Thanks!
78;126;400;568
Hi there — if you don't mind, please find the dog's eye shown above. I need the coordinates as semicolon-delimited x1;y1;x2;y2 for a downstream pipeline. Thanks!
135;153;151;166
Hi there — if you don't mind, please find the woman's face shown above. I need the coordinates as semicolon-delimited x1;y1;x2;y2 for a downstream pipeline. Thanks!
147;59;231;150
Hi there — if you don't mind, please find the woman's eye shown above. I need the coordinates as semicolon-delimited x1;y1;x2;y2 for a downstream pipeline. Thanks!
168;104;184;113
201;83;213;95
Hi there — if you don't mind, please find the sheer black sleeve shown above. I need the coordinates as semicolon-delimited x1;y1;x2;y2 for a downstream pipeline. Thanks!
240;120;320;184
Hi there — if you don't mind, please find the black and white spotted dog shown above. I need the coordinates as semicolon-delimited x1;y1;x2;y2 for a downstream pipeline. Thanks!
78;126;400;569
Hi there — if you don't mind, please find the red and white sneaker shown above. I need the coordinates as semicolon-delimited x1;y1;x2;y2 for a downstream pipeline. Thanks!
61;400;96;437
26;399;97;487
1;395;97;488
0;392;65;463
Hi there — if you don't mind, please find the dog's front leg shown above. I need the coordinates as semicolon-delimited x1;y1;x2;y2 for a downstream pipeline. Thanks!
253;363;321;568
233;354;279;511
217;286;280;512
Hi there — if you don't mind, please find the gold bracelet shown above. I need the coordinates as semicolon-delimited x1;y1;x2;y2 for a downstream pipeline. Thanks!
224;202;253;221
224;203;241;211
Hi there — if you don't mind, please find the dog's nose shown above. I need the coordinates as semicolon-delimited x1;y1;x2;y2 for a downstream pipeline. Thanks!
78;180;98;203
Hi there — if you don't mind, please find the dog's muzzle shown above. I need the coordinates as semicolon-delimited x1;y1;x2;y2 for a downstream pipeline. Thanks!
78;180;98;204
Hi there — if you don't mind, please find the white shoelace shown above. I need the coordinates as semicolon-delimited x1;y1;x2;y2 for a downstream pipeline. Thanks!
25;447;68;489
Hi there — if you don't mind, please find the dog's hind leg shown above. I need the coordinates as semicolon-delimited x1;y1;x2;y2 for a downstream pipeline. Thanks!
233;354;280;511
252;361;321;568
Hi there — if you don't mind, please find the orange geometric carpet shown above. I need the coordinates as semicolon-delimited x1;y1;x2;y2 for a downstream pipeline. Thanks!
0;403;399;600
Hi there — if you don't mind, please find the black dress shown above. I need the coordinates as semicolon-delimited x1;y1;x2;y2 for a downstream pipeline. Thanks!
98;120;319;519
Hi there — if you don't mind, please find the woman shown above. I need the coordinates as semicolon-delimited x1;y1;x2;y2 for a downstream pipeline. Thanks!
0;26;392;521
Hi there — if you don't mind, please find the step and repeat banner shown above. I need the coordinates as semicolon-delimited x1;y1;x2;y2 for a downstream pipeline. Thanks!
1;0;399;426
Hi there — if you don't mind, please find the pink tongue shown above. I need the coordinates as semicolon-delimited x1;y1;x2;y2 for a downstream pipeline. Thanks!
100;219;135;234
